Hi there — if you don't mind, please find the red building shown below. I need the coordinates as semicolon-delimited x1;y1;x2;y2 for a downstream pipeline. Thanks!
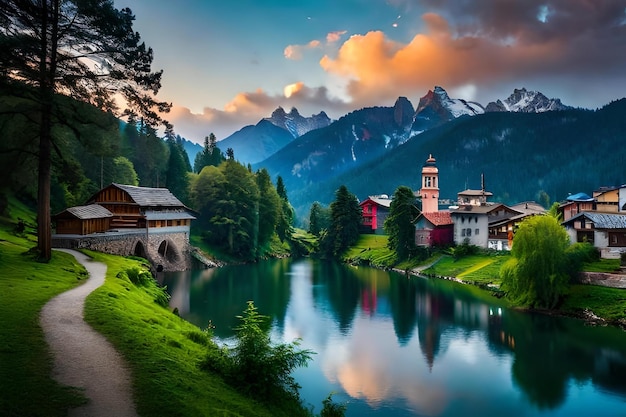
414;211;454;246
360;195;392;234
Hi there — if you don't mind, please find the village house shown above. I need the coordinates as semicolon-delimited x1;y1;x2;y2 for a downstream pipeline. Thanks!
359;195;392;234
52;183;196;271
560;185;626;258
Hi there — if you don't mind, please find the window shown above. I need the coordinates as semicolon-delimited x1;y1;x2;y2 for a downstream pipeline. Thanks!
461;229;466;237
467;228;472;236
475;228;479;235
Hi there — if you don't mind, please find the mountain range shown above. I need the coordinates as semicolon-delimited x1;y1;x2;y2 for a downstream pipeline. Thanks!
180;86;624;222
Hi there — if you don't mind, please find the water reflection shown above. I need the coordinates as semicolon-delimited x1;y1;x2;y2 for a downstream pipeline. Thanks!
159;258;626;416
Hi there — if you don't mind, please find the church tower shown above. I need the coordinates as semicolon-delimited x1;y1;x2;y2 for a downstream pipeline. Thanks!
420;154;439;213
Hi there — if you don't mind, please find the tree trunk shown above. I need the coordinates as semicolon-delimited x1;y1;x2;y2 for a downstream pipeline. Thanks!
37;110;52;261
36;0;60;262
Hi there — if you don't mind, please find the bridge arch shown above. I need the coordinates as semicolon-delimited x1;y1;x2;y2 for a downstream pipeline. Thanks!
158;239;180;263
133;240;147;259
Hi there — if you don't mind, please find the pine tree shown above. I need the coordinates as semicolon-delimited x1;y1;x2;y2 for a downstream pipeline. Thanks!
1;1;170;260
323;185;362;257
384;186;418;260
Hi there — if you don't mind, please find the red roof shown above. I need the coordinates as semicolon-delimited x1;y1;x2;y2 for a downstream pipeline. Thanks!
422;211;453;226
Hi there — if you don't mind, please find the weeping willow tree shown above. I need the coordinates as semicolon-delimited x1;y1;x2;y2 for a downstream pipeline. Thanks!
501;215;571;308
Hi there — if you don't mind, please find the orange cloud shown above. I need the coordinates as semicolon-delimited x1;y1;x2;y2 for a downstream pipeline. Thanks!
326;30;347;43
319;12;566;106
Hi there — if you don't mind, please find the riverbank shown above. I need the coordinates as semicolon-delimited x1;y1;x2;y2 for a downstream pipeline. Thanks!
342;235;626;331
0;198;309;416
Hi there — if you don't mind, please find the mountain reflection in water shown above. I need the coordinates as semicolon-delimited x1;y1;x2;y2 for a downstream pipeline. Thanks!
159;258;626;417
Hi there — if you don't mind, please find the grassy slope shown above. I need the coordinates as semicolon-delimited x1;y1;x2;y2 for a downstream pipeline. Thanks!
0;197;303;417
83;250;291;417
0;197;87;417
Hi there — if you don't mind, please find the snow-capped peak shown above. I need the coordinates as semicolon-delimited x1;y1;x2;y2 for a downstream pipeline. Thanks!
264;107;331;138
486;88;572;113
417;86;485;118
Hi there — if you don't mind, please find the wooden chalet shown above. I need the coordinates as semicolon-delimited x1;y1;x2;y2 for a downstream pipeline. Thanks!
53;204;113;235
54;183;195;235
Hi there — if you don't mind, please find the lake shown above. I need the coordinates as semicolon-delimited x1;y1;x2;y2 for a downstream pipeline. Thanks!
159;258;626;416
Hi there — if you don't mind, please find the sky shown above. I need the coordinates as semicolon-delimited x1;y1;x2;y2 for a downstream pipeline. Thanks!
113;0;626;144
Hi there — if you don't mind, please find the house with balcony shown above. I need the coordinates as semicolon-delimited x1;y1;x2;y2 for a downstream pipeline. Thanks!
359;195;392;234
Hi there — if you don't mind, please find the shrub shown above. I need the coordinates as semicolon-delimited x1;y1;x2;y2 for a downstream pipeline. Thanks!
202;301;314;405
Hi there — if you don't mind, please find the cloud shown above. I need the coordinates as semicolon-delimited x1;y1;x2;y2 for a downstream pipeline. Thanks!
167;85;352;143
319;2;626;107
326;30;347;43
284;31;347;61
284;40;322;60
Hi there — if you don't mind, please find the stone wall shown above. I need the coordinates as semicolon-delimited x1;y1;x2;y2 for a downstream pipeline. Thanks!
52;230;193;271
578;271;626;289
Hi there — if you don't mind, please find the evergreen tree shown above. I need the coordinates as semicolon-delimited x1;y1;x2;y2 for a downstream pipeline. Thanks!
194;133;223;173
111;156;139;186
384;186;418;261
164;125;190;203
175;134;192;172
1;0;169;260
255;169;281;251
275;175;294;241
308;201;330;236
322;185;362;257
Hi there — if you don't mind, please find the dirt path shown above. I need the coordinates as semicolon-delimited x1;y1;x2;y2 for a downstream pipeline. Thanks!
40;249;138;417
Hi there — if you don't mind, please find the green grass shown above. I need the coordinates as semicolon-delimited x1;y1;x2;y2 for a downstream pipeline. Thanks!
343;234;396;267
83;250;307;417
561;284;626;324
423;254;509;285
0;197;87;417
582;258;621;273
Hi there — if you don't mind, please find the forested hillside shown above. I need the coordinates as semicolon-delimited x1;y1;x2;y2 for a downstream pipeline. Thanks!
266;99;626;219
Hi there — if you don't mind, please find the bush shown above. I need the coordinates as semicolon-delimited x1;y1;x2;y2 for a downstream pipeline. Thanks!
320;393;347;417
565;242;600;281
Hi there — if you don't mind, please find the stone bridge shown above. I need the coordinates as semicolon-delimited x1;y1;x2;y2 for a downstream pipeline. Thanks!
52;229;197;272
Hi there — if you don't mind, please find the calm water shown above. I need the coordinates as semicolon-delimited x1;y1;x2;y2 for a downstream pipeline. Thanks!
159;259;626;417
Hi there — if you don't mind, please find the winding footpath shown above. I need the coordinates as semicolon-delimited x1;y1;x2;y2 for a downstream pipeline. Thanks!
40;249;138;417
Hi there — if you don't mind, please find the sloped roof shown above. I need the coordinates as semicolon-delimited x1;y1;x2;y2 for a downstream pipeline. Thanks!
144;210;196;221
422;211;453;226
458;189;493;197
510;201;546;215
360;196;392;208
111;183;184;207
563;212;626;229
60;204;113;219
566;192;593;202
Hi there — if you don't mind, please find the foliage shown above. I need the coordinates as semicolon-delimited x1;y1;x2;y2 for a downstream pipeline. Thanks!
384;186;418;260
256;169;282;253
308;201;331;236
164;132;191;203
501;216;571;308
193;133;224;173
83;250;299;417
564;242;600;280
201;301;314;406
321;185;362;258
190;160;293;260
275;176;295;241
320;394;347;417
111;156;139;186
1;0;170;260
449;239;480;259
